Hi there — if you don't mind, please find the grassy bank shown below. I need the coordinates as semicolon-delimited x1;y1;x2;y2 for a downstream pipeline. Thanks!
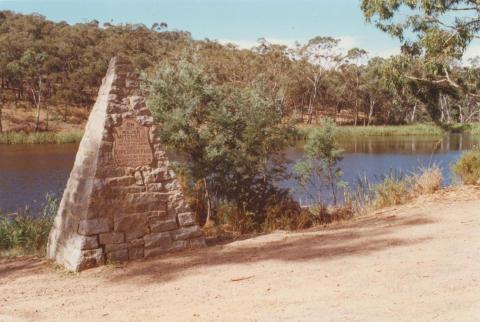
299;123;480;138
2;123;480;145
0;131;83;144
0;193;59;258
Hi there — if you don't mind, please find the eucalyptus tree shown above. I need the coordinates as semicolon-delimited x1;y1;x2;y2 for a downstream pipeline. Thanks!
361;0;480;123
295;37;347;123
146;57;296;226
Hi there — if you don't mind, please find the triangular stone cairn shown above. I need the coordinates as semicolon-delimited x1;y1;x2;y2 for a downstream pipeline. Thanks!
47;57;205;271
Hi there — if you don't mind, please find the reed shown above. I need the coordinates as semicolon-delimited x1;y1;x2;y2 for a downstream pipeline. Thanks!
0;193;59;257
0;131;83;144
298;123;480;138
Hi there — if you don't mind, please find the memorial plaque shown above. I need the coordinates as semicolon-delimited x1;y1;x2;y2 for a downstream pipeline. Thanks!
113;118;153;167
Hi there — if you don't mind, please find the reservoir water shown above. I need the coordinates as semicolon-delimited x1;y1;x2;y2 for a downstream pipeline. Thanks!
1;134;479;212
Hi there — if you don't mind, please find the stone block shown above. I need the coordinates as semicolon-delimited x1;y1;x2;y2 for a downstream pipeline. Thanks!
114;213;149;241
177;212;195;227
171;240;188;252
67;234;99;250
78;218;111;235
106;249;129;262
144;240;187;259
149;217;178;233
147;183;163;192
104;243;128;252
105;176;136;187
99;232;124;245
128;247;144;260
127;192;169;205
128;238;145;247
189;237;207;249
144;246;168;258
78;249;105;271
143;231;172;248
171;226;203;241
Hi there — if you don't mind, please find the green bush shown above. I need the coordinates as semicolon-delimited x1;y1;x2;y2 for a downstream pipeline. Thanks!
452;148;480;185
294;118;345;206
146;57;296;229
0;192;58;256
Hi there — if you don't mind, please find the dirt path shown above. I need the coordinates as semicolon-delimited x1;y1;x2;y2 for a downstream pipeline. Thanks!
1;186;480;322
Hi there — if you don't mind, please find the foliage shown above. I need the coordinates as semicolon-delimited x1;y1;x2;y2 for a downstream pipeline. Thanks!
452;147;480;185
146;57;296;228
1;10;480;133
294;118;345;206
361;0;480;124
361;0;480;62
0;192;59;256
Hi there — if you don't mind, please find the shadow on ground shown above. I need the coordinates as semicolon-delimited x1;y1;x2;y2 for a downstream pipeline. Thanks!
0;212;435;284
107;212;435;284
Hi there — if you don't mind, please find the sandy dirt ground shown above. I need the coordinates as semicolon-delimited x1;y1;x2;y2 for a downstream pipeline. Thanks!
1;186;480;322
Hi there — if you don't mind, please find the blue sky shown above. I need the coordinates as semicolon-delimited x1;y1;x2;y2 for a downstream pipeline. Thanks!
1;0;479;59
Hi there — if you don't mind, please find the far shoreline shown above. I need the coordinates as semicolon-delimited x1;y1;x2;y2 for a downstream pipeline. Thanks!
1;122;480;144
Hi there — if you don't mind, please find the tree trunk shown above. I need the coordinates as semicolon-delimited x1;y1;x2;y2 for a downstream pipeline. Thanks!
63;104;68;122
367;99;375;126
410;103;417;123
328;167;337;206
34;78;42;132
354;101;358;126
46;105;49;131
203;177;213;228
0;104;3;133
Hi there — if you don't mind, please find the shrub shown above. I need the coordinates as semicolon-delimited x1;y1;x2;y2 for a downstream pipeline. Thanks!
0;192;59;257
146;57;296;229
369;165;443;210
309;204;355;224
373;175;411;209
452;148;480;185
294;118;345;206
413;165;442;194
263;197;313;232
216;202;258;234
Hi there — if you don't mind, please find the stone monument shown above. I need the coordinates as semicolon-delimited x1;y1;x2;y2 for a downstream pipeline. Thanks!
47;57;205;271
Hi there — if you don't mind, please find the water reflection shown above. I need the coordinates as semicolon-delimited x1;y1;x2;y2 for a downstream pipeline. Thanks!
338;134;479;154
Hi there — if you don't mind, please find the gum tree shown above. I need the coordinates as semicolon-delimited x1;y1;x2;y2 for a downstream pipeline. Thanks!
361;0;480;123
145;57;296;226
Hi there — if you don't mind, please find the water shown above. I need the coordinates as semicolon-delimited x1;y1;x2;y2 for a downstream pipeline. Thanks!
0;144;78;213
283;134;480;205
0;134;479;212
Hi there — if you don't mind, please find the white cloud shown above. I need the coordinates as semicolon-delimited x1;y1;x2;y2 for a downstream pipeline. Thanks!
337;36;360;51
217;38;297;49
219;36;361;51
463;41;480;64
370;47;400;59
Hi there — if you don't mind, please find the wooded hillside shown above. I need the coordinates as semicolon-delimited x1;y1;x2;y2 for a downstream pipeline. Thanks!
1;10;479;132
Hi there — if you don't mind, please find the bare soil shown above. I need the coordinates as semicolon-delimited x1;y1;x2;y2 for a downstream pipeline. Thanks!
1;186;480;321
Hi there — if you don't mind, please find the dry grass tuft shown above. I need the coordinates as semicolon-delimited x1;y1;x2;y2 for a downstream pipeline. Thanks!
413;165;442;195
